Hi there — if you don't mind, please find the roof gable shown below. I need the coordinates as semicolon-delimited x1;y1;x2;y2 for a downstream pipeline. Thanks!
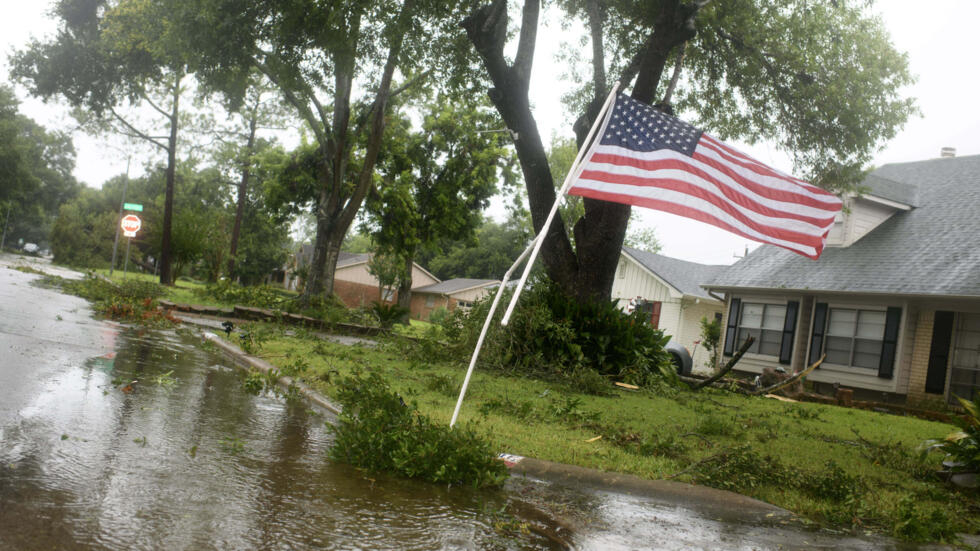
622;247;726;301
707;155;980;297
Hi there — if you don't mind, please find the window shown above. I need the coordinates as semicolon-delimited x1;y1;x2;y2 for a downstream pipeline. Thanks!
382;288;395;302
736;302;786;356
425;295;435;308
823;308;886;370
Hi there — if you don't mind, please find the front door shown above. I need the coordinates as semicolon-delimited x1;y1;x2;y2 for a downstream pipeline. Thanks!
949;313;980;403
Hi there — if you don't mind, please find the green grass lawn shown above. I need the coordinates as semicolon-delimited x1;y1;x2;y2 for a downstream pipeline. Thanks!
233;324;977;542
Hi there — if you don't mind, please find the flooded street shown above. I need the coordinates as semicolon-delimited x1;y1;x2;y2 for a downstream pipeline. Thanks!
0;256;952;550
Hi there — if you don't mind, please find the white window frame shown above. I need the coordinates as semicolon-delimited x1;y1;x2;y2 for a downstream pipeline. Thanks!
736;301;786;357
821;306;887;371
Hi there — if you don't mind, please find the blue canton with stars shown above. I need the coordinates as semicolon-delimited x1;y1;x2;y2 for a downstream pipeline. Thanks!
598;94;703;156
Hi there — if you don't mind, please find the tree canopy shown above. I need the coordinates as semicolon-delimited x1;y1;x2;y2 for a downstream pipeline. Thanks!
463;0;915;302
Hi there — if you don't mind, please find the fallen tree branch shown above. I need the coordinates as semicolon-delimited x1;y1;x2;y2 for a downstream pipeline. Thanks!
678;432;714;448
688;336;755;390
747;354;825;396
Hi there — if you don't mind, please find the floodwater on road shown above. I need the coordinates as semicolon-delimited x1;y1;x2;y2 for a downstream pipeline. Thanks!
0;257;953;550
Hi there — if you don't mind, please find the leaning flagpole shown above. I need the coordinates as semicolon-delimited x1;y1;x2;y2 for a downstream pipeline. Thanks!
449;238;538;427
450;83;621;427
500;82;620;326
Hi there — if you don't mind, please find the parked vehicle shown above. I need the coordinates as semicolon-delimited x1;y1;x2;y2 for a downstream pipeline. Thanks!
665;339;693;376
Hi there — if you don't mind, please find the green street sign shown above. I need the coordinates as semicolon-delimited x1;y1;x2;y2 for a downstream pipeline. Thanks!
123;203;143;212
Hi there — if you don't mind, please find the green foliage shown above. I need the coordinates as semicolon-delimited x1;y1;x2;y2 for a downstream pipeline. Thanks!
370;301;410;329
195;280;288;309
328;372;509;488
441;280;673;385
923;394;980;473
0;86;80;250
428;306;449;325
42;273;175;326
241;370;265;395
892;495;955;542
699;315;722;369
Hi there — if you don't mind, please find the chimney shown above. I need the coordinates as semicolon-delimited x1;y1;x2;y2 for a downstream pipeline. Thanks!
941;147;956;158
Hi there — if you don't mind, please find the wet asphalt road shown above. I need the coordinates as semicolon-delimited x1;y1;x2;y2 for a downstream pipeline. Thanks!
0;255;115;423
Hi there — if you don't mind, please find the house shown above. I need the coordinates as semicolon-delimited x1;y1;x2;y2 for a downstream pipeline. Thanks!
283;247;440;307
411;278;500;321
703;153;980;406
613;246;727;371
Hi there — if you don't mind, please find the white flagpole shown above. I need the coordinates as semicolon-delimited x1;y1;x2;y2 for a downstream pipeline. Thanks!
449;238;537;427
500;82;621;326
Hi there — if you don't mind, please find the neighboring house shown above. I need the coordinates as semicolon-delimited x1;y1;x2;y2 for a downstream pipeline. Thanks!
411;278;500;321
613;246;726;371
283;247;440;307
704;153;980;406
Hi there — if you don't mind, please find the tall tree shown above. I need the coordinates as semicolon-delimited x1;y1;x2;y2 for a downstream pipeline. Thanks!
11;0;195;284
462;0;916;302
364;93;516;314
176;0;460;305
0;85;79;249
198;73;290;278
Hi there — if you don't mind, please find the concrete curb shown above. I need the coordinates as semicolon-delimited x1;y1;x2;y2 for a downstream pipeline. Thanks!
195;324;796;526
201;331;343;417
498;453;793;524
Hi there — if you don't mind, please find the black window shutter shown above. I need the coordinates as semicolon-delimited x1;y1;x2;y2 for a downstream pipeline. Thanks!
878;307;902;379
925;311;954;394
723;298;741;356
809;303;828;366
779;301;799;365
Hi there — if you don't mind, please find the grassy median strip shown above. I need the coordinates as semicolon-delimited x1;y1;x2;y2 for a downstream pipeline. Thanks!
233;323;976;542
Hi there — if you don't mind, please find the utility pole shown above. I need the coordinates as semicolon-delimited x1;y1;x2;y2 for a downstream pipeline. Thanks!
109;155;132;276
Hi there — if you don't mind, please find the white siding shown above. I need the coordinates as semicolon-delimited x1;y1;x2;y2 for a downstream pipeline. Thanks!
611;257;678;304
335;262;438;289
450;285;495;303
410;265;440;288
612;254;722;370
678;300;724;374
843;196;899;246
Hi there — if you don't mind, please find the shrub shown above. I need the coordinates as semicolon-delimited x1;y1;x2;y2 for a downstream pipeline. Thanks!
195;279;289;309
439;279;673;385
923;394;980;473
328;372;509;488
46;274;175;326
428;306;449;325
370;301;409;329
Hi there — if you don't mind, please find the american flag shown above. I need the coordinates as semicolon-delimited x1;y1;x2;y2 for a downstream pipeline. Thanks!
568;94;843;259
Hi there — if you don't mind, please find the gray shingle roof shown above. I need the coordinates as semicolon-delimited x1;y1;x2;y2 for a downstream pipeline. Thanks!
862;173;919;207
706;155;980;297
623;246;726;301
413;278;498;295
337;252;370;268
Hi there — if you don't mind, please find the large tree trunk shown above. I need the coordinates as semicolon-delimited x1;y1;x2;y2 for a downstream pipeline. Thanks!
158;71;182;286
227;108;257;278
299;0;414;306
463;0;698;303
396;252;414;323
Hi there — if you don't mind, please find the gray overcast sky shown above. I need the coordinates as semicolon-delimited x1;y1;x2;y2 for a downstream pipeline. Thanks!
3;1;979;264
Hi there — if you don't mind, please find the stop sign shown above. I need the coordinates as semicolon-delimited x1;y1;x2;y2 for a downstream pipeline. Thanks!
121;214;142;237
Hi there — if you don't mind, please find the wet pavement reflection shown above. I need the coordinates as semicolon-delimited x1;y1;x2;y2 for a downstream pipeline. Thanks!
1;258;954;550
0;325;568;550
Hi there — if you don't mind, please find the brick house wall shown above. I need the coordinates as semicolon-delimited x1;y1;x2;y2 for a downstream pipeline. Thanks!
333;280;383;308
410;293;455;321
906;309;935;403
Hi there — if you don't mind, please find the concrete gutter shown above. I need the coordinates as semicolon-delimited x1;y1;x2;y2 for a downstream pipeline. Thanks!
201;331;343;417
195;323;796;526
